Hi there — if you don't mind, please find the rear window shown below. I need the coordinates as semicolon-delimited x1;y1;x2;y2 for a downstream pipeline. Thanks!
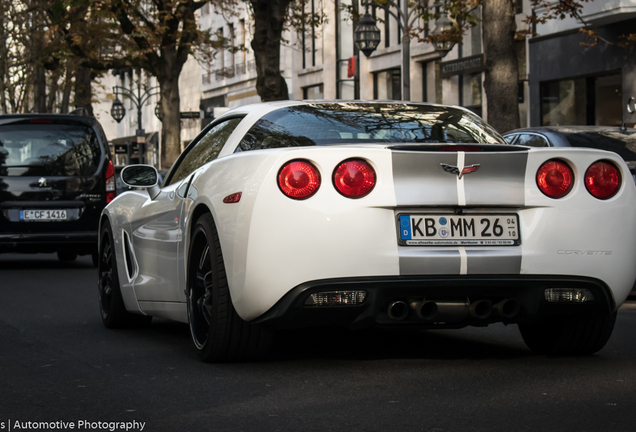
0;123;102;176
562;131;636;162
237;103;505;152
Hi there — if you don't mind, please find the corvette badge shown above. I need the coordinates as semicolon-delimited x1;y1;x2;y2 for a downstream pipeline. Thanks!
440;163;480;179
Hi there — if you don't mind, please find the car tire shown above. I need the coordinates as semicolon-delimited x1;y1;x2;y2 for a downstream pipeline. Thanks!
187;213;272;362
98;220;152;328
58;251;78;262
519;312;617;355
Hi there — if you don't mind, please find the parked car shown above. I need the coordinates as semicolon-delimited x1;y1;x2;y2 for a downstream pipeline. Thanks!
98;101;636;362
503;126;636;182
0;113;115;264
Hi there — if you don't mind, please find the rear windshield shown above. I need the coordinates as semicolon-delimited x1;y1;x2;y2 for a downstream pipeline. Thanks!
237;103;505;152
0;123;102;176
562;131;636;161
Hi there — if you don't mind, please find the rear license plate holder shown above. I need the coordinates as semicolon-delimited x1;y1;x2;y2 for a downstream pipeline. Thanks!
398;214;520;246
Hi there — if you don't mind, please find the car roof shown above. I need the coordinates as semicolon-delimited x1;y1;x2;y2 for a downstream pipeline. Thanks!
0;113;101;127
505;125;636;135
216;100;479;121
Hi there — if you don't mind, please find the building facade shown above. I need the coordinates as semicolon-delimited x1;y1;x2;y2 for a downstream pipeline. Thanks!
97;0;636;167
529;0;636;128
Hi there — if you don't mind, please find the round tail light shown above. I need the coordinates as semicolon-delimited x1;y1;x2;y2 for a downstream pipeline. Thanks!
333;158;376;198
585;160;621;199
536;159;574;198
278;160;321;199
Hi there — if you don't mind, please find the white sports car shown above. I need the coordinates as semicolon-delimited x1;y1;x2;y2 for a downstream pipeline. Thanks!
98;101;636;362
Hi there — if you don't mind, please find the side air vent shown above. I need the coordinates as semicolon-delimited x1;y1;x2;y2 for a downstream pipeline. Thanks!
122;230;137;281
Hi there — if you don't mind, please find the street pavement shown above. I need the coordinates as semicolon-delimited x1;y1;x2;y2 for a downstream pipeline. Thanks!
1;252;636;432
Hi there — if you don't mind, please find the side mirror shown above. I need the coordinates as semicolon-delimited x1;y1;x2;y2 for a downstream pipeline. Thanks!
121;165;160;199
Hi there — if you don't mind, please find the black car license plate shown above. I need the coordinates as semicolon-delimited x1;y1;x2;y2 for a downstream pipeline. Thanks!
398;214;520;246
20;209;68;221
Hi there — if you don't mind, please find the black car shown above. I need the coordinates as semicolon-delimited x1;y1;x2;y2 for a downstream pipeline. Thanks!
503;126;636;182
0;113;115;264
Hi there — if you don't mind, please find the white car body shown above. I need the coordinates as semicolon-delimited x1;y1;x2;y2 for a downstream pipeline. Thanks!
99;101;636;360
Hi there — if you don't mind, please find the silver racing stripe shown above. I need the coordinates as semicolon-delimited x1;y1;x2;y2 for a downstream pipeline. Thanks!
398;246;522;275
392;149;527;275
465;248;522;274
392;151;459;206
391;150;528;206
399;247;461;275
463;152;528;206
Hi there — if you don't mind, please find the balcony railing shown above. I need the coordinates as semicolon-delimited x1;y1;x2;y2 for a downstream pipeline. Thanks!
211;60;258;83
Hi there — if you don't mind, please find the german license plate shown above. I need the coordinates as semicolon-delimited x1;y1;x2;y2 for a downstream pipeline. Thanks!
398;214;520;246
20;209;68;221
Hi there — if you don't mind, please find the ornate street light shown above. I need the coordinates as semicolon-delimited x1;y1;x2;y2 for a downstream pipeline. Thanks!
110;98;126;123
431;12;456;58
154;101;162;121
354;11;381;58
110;70;160;128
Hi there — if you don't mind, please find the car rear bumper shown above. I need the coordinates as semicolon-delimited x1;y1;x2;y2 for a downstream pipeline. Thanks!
0;232;98;254
252;275;615;330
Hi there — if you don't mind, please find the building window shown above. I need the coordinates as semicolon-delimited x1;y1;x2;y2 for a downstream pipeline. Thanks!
374;69;401;100
302;0;322;69
461;73;482;117
303;84;324;99
239;19;246;74
540;73;622;126
384;7;390;48
229;23;235;73
336;0;356;99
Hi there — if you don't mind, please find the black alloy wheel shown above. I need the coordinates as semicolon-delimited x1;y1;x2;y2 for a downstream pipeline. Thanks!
187;213;271;362
98;221;151;328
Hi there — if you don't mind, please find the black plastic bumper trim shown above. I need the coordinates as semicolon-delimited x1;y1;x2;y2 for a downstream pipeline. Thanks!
251;275;615;330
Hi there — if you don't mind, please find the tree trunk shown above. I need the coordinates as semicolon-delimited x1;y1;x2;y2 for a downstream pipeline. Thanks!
482;0;520;133
47;69;61;113
158;72;181;169
33;64;47;113
250;0;291;101
60;63;73;113
0;3;8;114
74;65;93;116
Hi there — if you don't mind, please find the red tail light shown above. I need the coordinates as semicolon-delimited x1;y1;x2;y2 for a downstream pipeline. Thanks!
536;159;573;198
105;160;116;203
278;160;321;199
333;158;376;198
585;160;621;199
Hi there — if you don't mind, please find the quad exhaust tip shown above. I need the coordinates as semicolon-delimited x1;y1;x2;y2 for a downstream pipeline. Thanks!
494;298;520;318
387;301;409;321
469;299;493;320
386;298;521;322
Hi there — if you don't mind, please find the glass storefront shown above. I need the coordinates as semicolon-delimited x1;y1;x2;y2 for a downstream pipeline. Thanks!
541;73;622;126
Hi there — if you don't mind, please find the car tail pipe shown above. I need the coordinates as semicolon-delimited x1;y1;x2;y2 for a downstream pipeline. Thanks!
388;298;519;322
494;298;520;319
469;299;493;320
409;298;470;322
387;301;409;321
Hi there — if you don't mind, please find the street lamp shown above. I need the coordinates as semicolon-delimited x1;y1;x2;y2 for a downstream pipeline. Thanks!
110;70;161;144
354;9;381;58
110;98;126;123
154;101;162;121
430;12;456;58
353;0;428;101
